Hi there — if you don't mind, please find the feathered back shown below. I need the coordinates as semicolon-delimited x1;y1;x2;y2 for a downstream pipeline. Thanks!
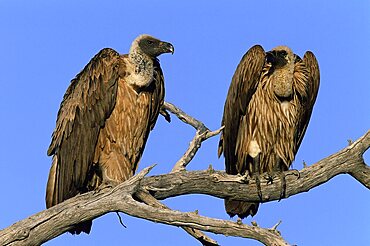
218;45;266;174
46;48;120;207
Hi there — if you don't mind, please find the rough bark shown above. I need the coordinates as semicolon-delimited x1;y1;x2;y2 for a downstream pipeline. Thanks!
143;130;370;203
0;102;368;246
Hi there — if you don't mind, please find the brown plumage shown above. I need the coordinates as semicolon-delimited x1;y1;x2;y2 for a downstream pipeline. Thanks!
46;34;174;234
218;45;320;218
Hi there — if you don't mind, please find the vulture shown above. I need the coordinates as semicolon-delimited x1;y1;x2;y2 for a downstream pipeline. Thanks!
46;34;174;234
218;45;320;218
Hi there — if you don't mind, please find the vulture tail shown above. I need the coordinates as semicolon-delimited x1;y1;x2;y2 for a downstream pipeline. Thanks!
46;156;93;235
69;221;92;235
224;199;259;219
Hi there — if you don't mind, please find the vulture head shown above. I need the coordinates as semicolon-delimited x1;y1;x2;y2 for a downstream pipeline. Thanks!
131;34;174;58
266;46;294;69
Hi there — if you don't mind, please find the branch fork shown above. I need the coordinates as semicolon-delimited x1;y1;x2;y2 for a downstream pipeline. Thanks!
0;102;368;246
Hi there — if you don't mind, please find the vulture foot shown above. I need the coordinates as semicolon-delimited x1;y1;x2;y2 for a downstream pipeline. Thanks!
252;154;263;202
264;171;287;201
265;173;275;185
277;172;286;201
94;180;119;194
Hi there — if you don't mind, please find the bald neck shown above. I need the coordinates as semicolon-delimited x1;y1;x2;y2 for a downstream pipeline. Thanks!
127;41;154;88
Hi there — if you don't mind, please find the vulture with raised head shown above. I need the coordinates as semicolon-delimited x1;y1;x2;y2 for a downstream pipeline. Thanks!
218;45;319;218
46;34;174;234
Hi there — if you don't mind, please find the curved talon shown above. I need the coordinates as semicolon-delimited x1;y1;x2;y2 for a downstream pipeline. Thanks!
241;174;250;184
265;173;274;185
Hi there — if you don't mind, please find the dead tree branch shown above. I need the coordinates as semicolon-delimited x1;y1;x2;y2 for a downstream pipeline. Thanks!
135;190;219;246
0;166;288;246
0;102;368;246
161;102;222;245
142;130;370;203
162;102;223;173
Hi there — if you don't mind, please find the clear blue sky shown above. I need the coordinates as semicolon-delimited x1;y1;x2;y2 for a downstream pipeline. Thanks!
0;1;369;245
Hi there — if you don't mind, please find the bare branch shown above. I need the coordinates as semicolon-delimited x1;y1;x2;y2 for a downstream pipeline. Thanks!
271;220;282;231
142;130;370;203
163;101;224;173
350;163;370;189
171;126;224;173
135;190;219;246
162;102;224;173
0;167;289;246
1;101;368;246
121;197;289;246
162;102;208;131
346;131;370;189
0;167;154;246
1;130;368;246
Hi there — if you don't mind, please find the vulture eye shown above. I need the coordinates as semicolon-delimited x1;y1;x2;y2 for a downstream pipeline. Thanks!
147;40;154;45
280;51;287;57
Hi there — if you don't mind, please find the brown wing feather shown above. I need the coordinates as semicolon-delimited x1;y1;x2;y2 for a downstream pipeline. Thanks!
46;48;120;207
149;59;166;130
295;51;320;150
218;45;266;174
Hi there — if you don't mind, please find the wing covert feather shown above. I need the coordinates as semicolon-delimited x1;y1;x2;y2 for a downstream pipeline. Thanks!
149;59;165;130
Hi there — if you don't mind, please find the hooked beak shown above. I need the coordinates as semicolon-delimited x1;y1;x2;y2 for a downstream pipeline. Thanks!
161;41;175;55
265;51;276;64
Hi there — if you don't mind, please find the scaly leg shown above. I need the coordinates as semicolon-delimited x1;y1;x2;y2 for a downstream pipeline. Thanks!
278;172;286;201
93;166;120;194
264;162;300;201
252;154;263;201
274;161;286;201
264;161;287;201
